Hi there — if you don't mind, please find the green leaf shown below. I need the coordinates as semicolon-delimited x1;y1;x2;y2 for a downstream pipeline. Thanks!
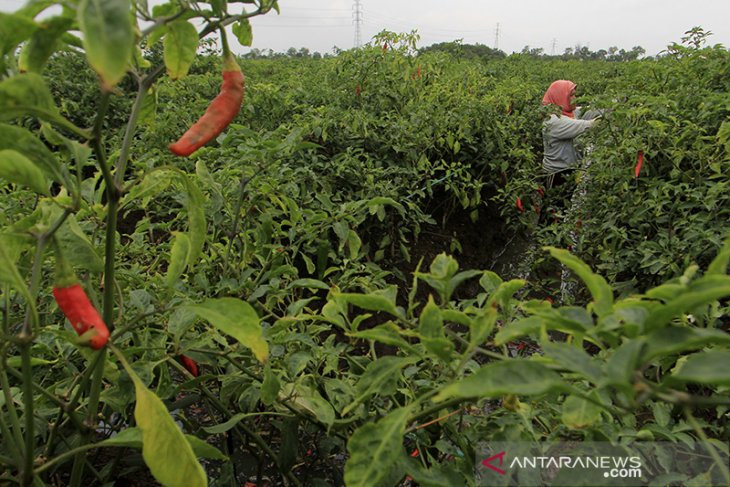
0;124;63;184
0;13;38;56
494;316;542;346
469;308;497;350
643;276;730;332
202;412;267;434
419;296;444;340
546;247;614;316
0;149;49;195
18;16;73;73
5;356;56;368
344;406;411;487
282;382;335;427
55;213;104;273
561;394;603;429
78;0;134;90
186;298;268;363
542;341;603;384
0;235;31;304
604;339;645;392
288;278;330;290
163;20;199;80
342;356;418;416
166;232;191;288
642;327;730;363
334;291;401;319
706;239;730;276
180;174;207;269
671;351;730;386
260;362;280;406
349;322;416;351
433;360;566;402
0;73;57;121
232;18;253;47
115;353;207;487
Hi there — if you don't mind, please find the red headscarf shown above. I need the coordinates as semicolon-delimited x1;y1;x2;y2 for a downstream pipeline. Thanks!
542;80;577;118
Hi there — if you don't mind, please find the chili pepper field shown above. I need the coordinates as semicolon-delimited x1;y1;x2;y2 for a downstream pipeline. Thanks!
1;2;729;486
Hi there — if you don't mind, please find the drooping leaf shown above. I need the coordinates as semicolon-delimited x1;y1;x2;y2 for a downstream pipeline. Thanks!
260;362;280;406
114;352;207;487
77;0;134;90
344;406;411;487
166;232;191;288
180;173;207;269
0;149;49;195
231;19;253;47
163;20;198;79
185;298;268;363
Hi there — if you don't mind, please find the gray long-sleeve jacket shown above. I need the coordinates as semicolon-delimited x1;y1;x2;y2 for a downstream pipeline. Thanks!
542;114;596;173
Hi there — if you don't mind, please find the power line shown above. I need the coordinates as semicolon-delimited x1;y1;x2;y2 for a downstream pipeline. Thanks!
353;0;363;48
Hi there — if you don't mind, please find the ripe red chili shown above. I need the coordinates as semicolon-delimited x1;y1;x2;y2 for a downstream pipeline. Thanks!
169;52;245;157
53;284;109;350
634;150;644;178
516;197;525;212
179;355;199;377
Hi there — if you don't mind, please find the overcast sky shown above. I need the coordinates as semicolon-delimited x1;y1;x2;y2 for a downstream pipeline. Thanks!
2;0;729;56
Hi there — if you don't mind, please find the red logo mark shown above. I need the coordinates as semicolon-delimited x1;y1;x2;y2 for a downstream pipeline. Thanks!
482;451;507;475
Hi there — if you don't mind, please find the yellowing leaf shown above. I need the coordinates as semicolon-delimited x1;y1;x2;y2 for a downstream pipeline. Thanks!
112;348;207;487
164;20;198;80
0;149;49;195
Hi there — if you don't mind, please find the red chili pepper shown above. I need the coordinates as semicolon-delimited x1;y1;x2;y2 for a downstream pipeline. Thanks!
516;198;525;212
537;187;545;197
355;84;361;97
169;52;245;157
53;284;109;350
634;150;644;178
179;355;199;377
410;449;420;457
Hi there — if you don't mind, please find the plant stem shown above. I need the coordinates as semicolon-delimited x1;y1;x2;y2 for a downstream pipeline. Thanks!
69;87;114;487
684;407;730;486
196;385;304;487
0;370;23;466
33;443;97;476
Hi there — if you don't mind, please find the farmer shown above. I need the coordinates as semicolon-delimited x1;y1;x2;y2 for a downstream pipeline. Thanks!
541;79;600;187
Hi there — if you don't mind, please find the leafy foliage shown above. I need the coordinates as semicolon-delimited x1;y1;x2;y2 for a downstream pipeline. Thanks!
0;3;728;485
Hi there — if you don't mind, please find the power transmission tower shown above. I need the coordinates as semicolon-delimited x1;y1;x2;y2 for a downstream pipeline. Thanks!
353;0;363;48
551;38;557;56
494;22;500;50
